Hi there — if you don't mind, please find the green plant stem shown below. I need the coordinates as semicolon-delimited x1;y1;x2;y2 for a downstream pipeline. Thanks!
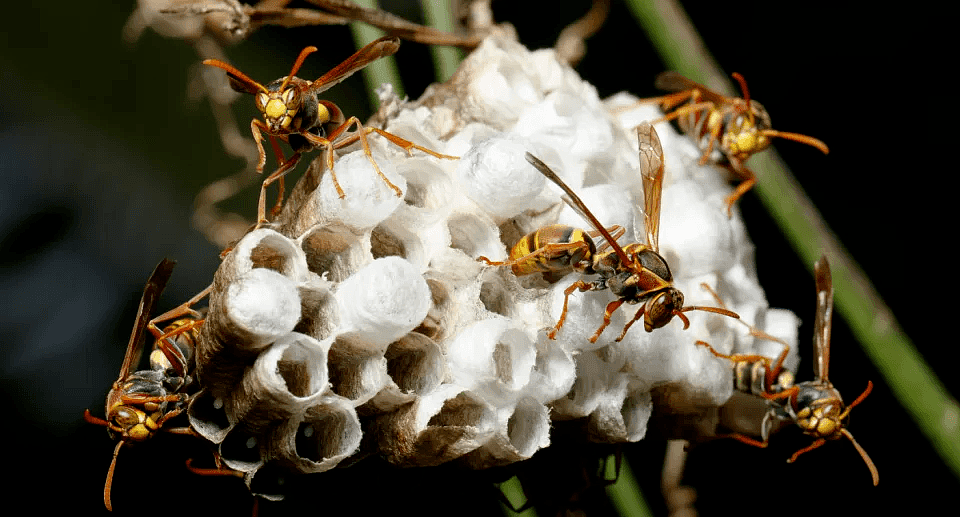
498;476;539;517
350;0;405;107
606;456;653;517
625;0;960;480
419;0;465;82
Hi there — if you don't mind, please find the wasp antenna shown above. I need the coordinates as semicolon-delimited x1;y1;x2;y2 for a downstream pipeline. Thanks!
732;72;754;125
104;440;123;511
841;428;880;486
761;130;830;154
83;408;110;428
682;305;741;320
280;46;319;91
674;311;691;329
202;59;269;95
840;380;874;420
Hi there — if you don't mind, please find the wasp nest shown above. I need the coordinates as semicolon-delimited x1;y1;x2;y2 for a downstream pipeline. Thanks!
188;33;799;497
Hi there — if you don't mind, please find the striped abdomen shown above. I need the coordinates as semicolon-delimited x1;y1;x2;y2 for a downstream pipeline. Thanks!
732;359;794;397
507;224;596;276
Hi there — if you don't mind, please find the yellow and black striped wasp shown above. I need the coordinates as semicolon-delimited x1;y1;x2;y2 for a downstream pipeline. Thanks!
84;259;211;510
481;122;738;343
638;71;829;215
202;36;457;223
697;256;879;485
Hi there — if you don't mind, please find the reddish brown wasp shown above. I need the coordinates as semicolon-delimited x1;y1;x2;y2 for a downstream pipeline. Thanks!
639;71;829;215
697;256;879;485
482;122;738;343
84;260;211;510
203;36;458;223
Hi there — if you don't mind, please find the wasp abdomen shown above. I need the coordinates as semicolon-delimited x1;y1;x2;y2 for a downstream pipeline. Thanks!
508;224;596;276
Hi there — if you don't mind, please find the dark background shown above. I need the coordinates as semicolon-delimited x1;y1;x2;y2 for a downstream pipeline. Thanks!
1;1;951;515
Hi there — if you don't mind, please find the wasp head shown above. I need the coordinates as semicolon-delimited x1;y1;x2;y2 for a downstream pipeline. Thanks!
256;80;304;133
792;383;848;440
107;403;161;443
720;100;773;161
203;46;320;136
643;287;684;332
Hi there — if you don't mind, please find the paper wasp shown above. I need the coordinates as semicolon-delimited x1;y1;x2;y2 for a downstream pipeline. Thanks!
697;256;879;485
203;36;457;223
638;71;829;215
481;123;738;343
84;260;211;510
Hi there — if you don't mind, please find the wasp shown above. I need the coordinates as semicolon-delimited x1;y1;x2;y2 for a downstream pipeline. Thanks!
697;256;879;485
203;36;458;223
638;71;829;215
84;260;211;510
481;123;739;343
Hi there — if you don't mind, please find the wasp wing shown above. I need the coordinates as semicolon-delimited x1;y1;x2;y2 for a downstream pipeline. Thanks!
813;255;833;382
305;36;401;96
525;152;633;267
116;259;176;384
637;122;663;252
654;71;729;106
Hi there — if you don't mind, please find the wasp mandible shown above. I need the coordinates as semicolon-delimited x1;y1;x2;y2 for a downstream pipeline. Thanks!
482;123;739;343
697;256;879;485
203;37;458;223
83;260;211;510
638;72;829;215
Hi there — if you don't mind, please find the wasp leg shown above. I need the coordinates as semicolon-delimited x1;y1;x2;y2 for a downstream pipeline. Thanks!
185;458;245;478
694;316;791;392
698;126;721;166
249;119;300;223
721;161;756;217
615;305;645;342
326;117;404;197
589;298;625;343
265;133;289;219
478;241;592;274
118;393;185;406
653;100;715;129
323;116;459;198
153;403;195;430
718;433;770;449
156;319;203;343
148;284;212;338
786;437;826;463
693;342;798;402
618;89;697;115
549;279;594;340
255;151;302;224
325;115;459;164
589;225;624;252
298;130;347;198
